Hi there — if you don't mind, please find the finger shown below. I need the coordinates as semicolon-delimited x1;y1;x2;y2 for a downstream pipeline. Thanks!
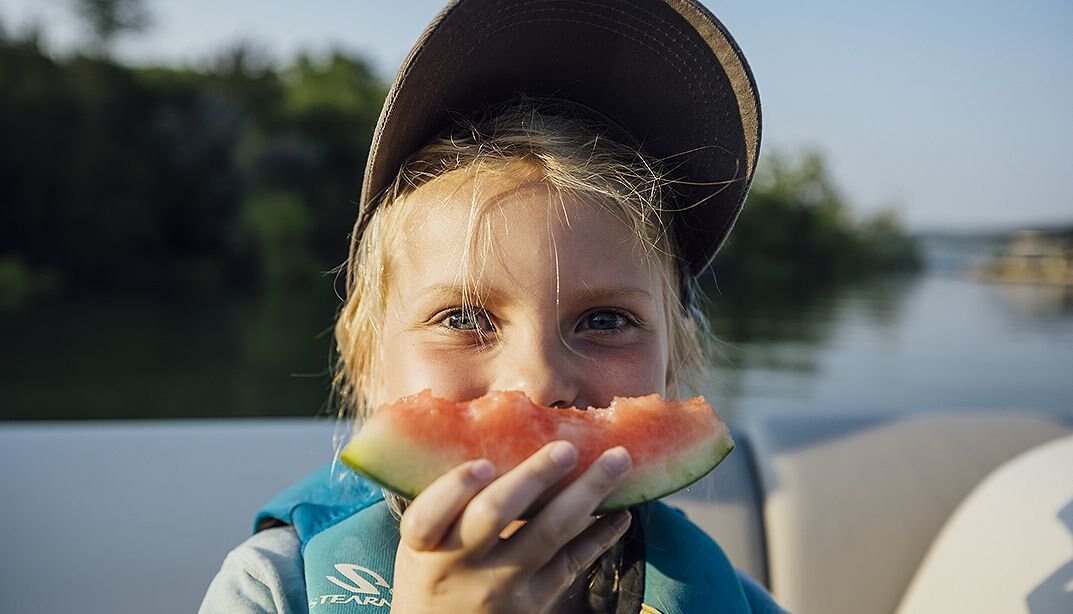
505;446;632;568
453;441;578;554
399;458;497;551
529;511;632;600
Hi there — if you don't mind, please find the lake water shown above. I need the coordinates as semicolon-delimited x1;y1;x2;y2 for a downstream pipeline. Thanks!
703;272;1073;421
2;239;1071;421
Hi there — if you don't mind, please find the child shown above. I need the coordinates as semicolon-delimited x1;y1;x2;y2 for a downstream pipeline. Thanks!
202;0;781;612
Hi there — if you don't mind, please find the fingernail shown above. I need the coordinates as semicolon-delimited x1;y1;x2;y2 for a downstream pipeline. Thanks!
612;511;631;531
470;459;495;480
600;447;631;475
549;441;578;468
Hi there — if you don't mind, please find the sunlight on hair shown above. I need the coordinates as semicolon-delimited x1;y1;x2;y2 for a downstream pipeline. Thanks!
335;97;716;432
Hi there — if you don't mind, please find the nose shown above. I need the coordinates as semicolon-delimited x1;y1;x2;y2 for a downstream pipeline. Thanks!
493;334;580;408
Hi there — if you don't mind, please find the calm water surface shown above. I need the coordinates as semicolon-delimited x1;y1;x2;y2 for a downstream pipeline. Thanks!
2;250;1071;421
703;273;1073;421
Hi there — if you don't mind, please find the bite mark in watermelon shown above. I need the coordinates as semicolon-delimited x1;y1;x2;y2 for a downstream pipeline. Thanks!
340;390;734;513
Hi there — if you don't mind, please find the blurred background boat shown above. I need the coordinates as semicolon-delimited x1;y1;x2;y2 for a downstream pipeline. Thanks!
972;228;1073;287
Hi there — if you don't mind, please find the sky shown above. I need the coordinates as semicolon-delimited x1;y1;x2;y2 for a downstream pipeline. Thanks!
2;0;1071;232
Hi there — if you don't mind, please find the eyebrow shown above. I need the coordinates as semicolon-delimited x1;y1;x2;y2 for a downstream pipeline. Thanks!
572;286;656;303
410;283;655;305
406;283;492;311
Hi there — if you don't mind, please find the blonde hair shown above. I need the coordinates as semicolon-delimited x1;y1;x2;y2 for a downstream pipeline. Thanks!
334;98;710;425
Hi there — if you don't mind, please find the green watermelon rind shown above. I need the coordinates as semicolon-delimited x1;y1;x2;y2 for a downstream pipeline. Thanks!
595;433;735;513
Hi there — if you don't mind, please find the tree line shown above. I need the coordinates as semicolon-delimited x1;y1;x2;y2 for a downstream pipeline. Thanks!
0;27;919;310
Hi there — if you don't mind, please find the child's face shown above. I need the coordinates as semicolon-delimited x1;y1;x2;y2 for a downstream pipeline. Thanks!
377;169;670;409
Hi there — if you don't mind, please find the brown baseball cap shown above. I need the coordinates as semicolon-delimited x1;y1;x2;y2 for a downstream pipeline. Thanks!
355;0;761;276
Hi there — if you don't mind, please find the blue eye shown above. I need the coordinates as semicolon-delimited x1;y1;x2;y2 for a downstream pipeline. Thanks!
444;308;494;332
580;310;632;332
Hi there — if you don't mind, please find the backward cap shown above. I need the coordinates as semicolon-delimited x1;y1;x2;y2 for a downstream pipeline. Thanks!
355;0;761;277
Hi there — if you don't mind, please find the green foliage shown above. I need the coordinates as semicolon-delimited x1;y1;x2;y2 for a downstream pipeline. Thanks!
284;52;384;117
241;190;317;289
711;149;921;296
69;0;151;53
273;52;387;264
0;255;58;310
0;35;385;301
0;40;248;293
0;32;914;308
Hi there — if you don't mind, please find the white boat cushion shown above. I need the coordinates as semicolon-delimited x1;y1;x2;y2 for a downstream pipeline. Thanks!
748;413;1072;614
895;433;1073;614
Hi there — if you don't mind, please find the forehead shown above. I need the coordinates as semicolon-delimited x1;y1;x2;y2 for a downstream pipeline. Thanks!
390;167;659;293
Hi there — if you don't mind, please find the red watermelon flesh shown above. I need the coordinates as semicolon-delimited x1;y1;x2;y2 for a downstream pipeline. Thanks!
340;390;734;513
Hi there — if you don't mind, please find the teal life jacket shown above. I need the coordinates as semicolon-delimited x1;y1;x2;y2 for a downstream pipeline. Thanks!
256;464;773;614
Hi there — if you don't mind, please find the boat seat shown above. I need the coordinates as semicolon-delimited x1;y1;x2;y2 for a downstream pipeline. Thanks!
896;433;1073;613
670;412;1073;614
3;412;1071;614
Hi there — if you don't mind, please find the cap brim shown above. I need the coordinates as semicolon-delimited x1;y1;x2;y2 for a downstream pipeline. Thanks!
359;0;761;276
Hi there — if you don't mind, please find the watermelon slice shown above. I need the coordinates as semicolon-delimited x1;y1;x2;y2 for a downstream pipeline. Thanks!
340;390;734;513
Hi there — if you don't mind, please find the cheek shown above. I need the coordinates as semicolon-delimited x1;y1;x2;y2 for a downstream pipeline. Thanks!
582;342;669;401
379;341;489;404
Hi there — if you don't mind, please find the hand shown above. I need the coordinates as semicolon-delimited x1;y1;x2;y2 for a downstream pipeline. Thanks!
389;441;633;613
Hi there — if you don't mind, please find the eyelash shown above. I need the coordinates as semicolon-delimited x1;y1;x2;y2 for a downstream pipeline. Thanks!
577;309;639;334
439;307;495;333
436;307;640;335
